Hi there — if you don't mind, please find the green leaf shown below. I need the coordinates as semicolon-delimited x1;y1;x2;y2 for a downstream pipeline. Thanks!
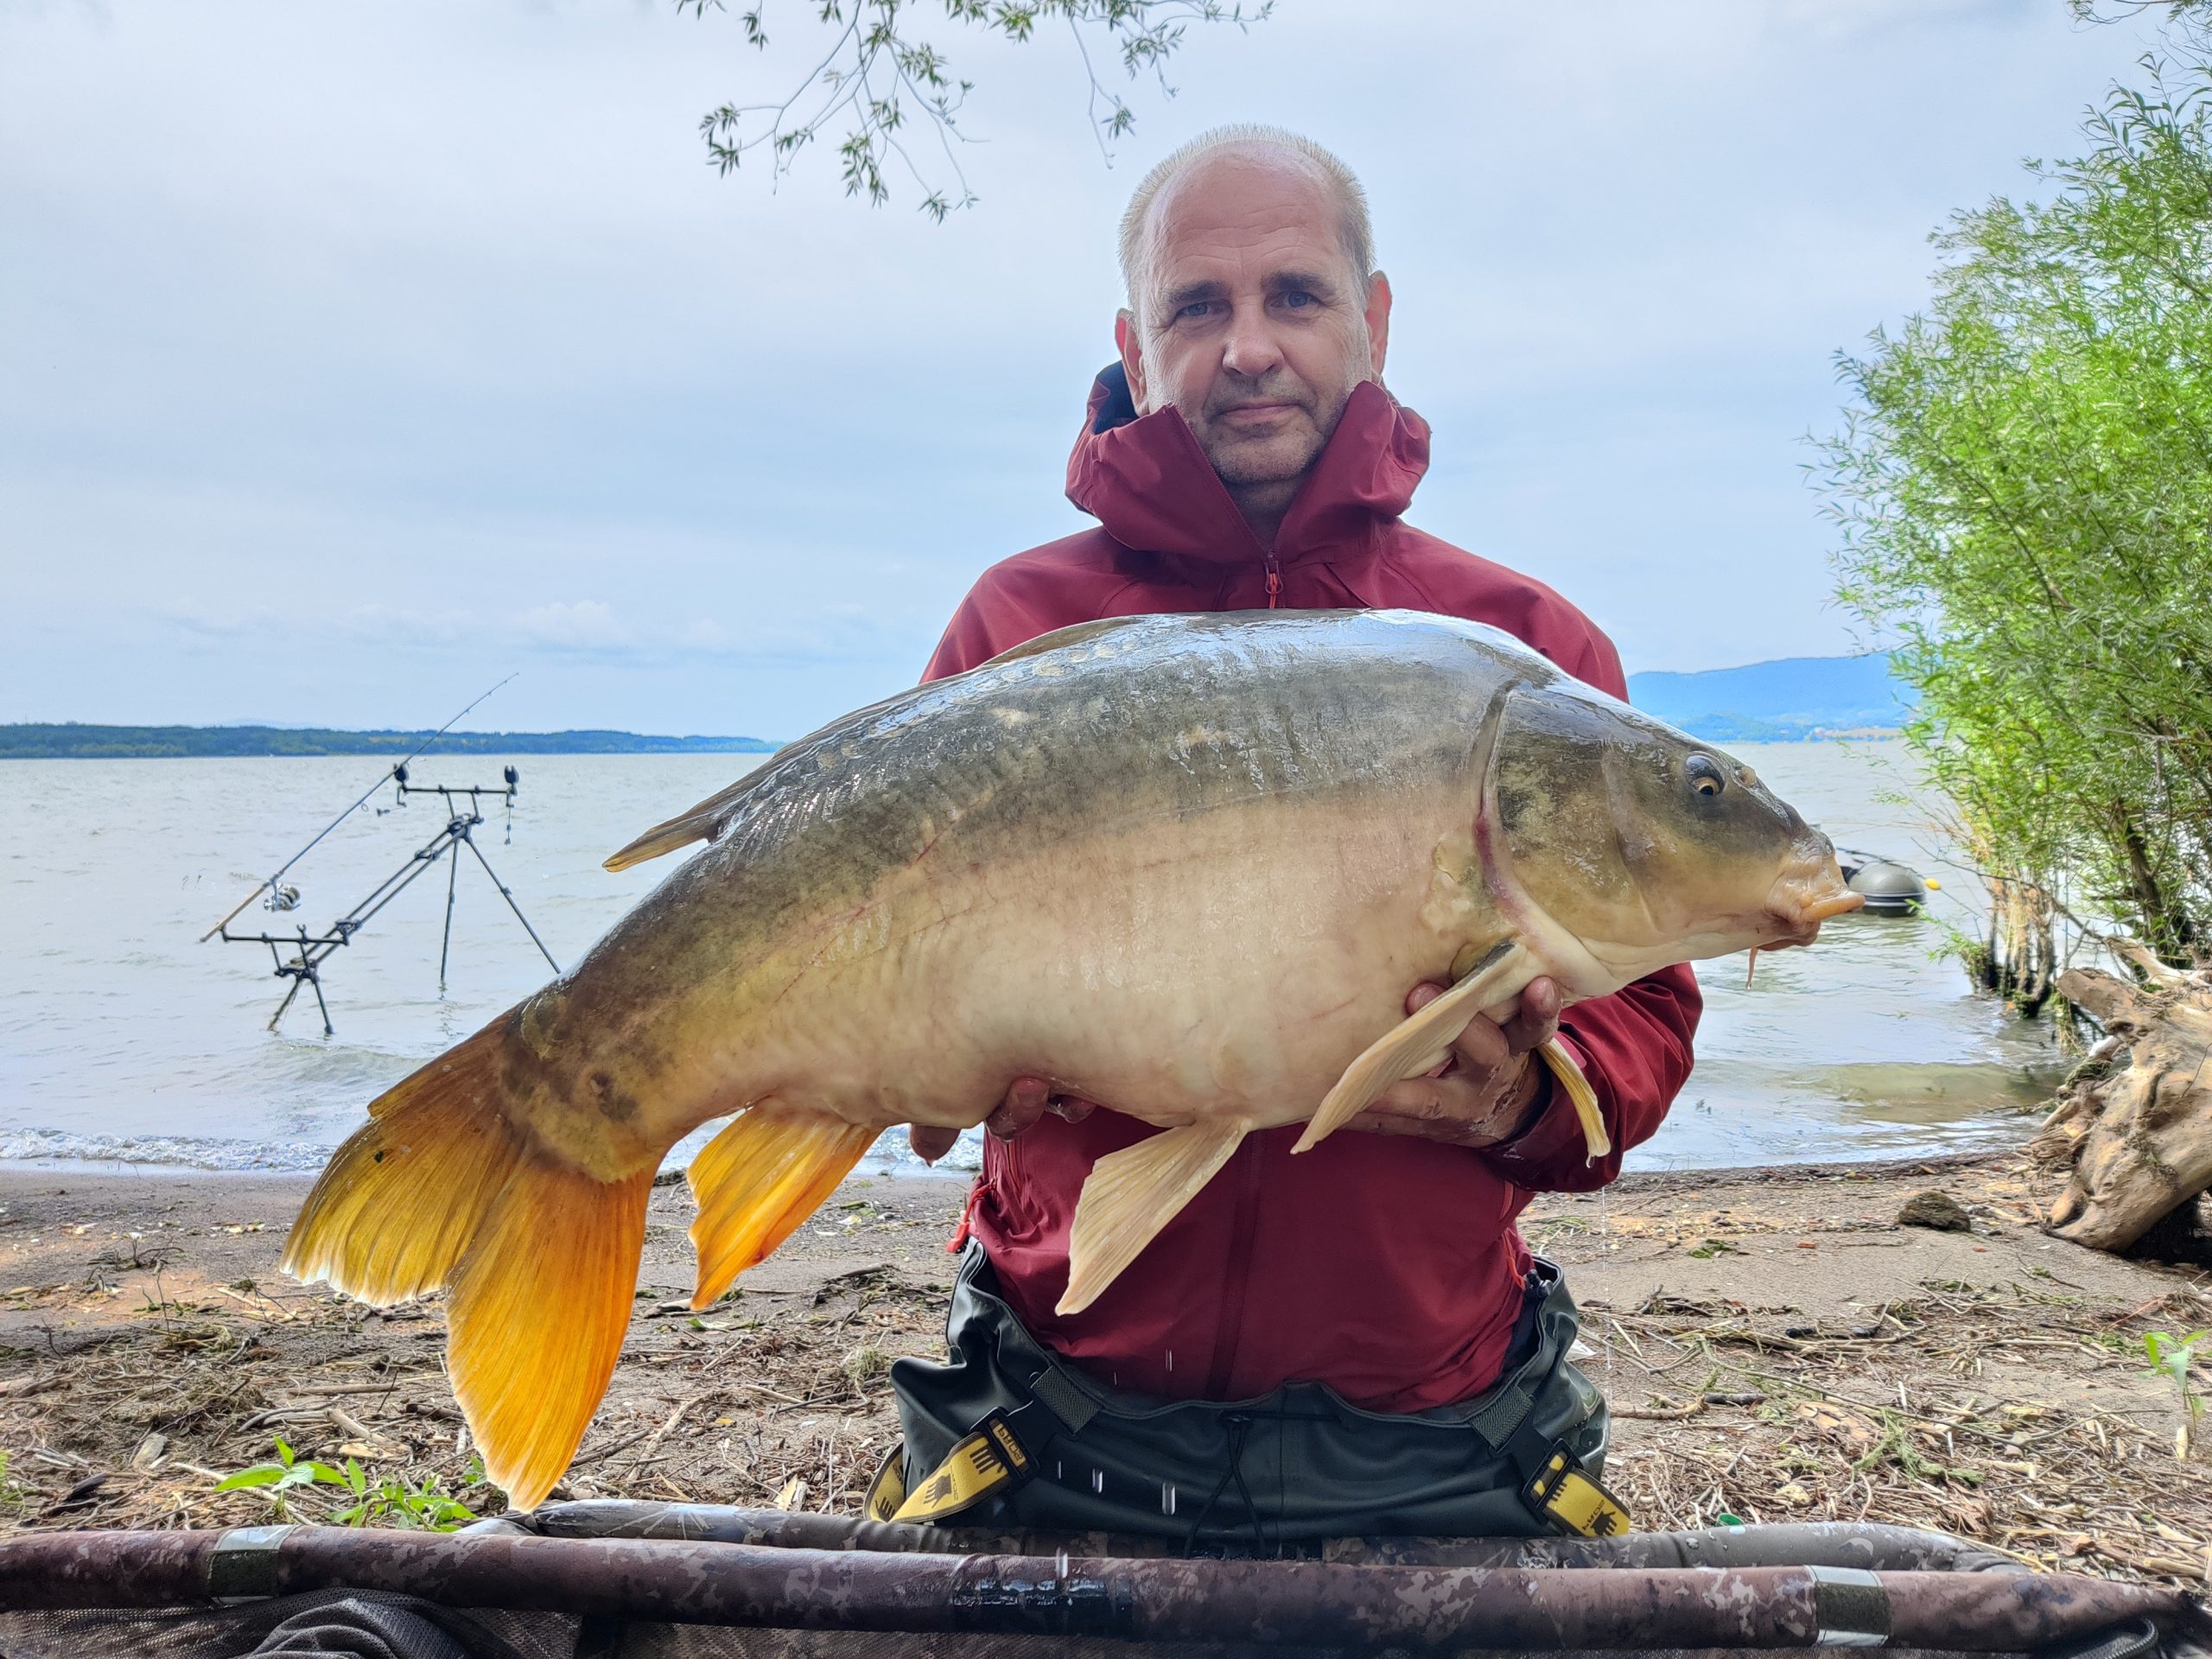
213;1465;287;1491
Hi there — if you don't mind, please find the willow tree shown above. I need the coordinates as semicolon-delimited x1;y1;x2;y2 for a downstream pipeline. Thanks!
677;0;1269;217
1819;44;2212;1003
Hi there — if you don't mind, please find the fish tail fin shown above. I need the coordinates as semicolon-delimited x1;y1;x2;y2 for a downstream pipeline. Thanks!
688;1104;877;1308
448;1158;653;1510
1294;941;1533;1154
283;1017;657;1510
1058;1120;1249;1317
1537;1037;1611;1160
282;1020;527;1305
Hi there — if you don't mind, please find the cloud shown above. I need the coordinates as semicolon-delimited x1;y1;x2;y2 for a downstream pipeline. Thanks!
0;0;2169;736
513;600;631;652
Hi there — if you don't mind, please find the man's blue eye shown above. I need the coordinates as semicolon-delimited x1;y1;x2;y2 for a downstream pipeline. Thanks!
1178;301;1214;321
1281;291;1314;308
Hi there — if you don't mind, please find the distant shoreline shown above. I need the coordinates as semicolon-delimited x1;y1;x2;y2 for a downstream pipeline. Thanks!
2;720;1904;760
0;723;783;760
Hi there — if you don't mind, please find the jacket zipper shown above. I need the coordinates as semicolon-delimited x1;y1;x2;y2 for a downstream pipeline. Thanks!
1263;554;1282;608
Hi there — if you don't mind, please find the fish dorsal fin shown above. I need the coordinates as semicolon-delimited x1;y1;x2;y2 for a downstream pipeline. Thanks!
604;774;769;872
977;615;1155;670
1058;1118;1251;1316
1294;939;1537;1153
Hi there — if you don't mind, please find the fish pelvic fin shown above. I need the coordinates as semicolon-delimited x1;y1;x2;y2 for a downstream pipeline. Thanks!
282;1016;658;1511
604;775;762;872
688;1105;877;1309
1058;1119;1251;1318
1537;1037;1611;1160
1294;939;1535;1154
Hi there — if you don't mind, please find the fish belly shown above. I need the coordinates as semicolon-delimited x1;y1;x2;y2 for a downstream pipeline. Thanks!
738;784;1502;1135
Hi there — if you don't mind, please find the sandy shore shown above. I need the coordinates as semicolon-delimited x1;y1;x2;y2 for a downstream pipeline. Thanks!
2;1152;2208;1583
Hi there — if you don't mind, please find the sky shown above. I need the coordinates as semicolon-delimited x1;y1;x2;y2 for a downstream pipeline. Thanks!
0;0;2167;739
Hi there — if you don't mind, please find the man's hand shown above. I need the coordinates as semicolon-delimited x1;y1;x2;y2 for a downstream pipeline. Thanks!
1348;976;1562;1148
907;1077;1101;1164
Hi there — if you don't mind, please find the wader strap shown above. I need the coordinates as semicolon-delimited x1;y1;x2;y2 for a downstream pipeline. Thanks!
868;1287;1106;1525
1028;1363;1100;1434
1458;1286;1632;1541
1465;1379;1536;1448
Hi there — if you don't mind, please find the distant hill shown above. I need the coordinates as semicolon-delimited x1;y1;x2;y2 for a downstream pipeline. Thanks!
1626;654;1916;742
1;725;782;760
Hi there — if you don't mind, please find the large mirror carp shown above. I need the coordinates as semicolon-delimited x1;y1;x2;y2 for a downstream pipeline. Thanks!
283;609;1861;1505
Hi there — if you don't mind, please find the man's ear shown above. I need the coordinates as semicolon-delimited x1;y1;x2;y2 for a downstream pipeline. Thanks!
1363;271;1393;380
1115;308;1149;411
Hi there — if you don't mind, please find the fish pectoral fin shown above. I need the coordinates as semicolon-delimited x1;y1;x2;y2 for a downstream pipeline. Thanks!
1294;939;1535;1154
688;1105;878;1309
604;775;764;872
1058;1120;1251;1318
1537;1037;1611;1161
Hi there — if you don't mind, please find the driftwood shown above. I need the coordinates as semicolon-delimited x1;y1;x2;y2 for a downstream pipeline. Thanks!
2039;940;2212;1250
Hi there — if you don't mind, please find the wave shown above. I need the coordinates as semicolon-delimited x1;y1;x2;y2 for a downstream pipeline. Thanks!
0;1126;337;1173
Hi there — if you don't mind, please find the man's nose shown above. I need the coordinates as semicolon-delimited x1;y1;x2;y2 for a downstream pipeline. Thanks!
1220;305;1284;379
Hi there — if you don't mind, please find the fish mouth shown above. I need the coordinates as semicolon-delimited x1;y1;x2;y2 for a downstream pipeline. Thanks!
1764;861;1865;944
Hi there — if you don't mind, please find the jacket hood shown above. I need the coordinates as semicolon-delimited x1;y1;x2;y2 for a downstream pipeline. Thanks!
1064;362;1432;569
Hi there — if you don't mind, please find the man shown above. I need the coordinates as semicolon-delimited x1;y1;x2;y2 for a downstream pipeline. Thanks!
880;126;1700;1543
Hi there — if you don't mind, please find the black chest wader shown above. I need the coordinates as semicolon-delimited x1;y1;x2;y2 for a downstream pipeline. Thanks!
870;1243;1627;1547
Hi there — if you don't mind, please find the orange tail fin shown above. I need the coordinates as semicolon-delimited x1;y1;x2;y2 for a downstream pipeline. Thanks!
282;1020;654;1510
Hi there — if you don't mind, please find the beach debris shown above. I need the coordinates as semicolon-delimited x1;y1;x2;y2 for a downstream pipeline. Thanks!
1897;1191;1974;1233
42;1474;106;1516
772;1477;810;1511
129;1433;167;1471
278;610;1861;1509
2042;941;2212;1253
327;1406;391;1458
6;1153;2212;1586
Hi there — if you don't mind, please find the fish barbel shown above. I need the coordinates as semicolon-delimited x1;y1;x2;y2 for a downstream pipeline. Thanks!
283;609;1860;1505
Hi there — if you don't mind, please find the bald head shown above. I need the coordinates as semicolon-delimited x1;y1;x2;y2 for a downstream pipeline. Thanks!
1109;125;1392;548
1119;126;1374;326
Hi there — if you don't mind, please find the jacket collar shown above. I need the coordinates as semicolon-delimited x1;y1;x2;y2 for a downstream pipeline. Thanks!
1064;363;1431;569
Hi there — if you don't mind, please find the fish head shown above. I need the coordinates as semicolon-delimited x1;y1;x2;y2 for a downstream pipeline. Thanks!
1485;684;1862;988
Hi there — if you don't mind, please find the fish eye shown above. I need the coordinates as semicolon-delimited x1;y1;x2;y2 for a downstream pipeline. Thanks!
1686;753;1726;798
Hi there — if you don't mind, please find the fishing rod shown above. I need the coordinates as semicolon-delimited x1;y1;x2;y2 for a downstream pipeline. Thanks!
198;675;518;944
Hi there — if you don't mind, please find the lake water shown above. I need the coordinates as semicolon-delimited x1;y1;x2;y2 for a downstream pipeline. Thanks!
0;741;2061;1178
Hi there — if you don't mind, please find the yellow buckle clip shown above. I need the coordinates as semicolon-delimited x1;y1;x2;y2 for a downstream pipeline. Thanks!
1522;1444;1631;1538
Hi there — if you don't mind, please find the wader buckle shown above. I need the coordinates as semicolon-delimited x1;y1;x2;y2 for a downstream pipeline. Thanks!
867;1406;1038;1524
1519;1437;1630;1538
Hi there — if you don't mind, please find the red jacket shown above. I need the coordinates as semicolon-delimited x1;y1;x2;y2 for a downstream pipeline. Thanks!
923;366;1700;1412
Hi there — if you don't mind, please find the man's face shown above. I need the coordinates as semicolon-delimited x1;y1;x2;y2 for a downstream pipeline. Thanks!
1118;148;1391;493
